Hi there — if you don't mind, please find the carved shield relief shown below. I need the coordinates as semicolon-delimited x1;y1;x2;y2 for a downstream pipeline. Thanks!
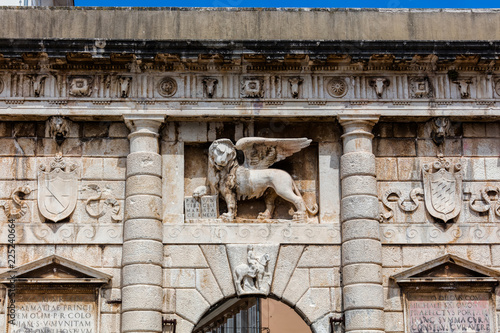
422;160;462;222
37;154;78;222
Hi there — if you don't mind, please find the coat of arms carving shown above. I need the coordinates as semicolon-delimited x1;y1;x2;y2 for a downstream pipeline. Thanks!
38;153;78;222
422;158;463;223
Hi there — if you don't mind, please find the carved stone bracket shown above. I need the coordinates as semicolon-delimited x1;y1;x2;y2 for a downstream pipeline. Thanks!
47;116;71;145
430;117;451;145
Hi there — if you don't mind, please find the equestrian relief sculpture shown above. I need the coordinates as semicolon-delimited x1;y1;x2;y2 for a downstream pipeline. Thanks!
193;137;318;222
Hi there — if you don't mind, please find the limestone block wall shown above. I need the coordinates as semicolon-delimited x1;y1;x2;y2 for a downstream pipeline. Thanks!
0;120;126;333
162;244;341;332
375;120;500;333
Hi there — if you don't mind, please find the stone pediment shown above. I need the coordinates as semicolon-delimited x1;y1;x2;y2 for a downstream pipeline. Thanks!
0;254;111;284
391;254;500;285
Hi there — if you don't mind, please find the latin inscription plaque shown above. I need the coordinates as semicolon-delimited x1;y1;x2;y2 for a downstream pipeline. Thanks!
8;287;98;333
407;292;493;333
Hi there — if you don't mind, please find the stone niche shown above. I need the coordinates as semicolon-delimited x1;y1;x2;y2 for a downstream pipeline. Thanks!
392;254;500;333
182;121;332;223
0;255;111;333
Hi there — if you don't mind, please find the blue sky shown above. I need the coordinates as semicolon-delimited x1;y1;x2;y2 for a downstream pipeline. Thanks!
74;0;499;8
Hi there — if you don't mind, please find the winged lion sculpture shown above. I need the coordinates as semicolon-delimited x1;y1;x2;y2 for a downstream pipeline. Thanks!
193;137;318;221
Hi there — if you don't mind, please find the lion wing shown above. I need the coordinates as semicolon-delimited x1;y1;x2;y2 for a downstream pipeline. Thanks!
235;137;312;170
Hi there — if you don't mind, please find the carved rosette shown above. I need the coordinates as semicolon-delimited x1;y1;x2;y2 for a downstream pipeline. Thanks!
422;159;463;223
157;77;177;97
326;78;347;98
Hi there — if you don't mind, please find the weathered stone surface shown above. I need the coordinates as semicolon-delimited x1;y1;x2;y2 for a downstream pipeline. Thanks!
297;246;340;268
121;285;163;311
340;153;376;179
342;239;382;265
296;288;332;323
341;195;379;221
196;269;224;305
271;245;304;297
175;289;210;324
200;245;236;297
165;245;208;268
124;195;162;220
126;152;162;177
310;268;337;287
342;219;380;241
121;311;162;332
343;264;382;284
122;240;163;266
122;264;162;286
123;219;162;241
344;284;384;310
164;268;196;288
282;268;309;305
344;309;385;331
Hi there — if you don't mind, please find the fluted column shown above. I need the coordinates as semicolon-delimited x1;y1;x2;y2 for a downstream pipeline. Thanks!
122;115;165;333
339;115;384;333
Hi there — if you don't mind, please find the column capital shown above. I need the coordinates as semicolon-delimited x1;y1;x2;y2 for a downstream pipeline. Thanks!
338;114;380;133
123;115;165;136
338;115;379;154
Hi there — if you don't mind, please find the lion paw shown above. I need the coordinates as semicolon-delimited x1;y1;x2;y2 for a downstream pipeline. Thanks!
221;213;235;222
292;212;307;221
257;212;272;220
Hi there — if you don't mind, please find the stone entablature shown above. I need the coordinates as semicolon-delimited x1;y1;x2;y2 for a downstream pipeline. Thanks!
1;7;500;333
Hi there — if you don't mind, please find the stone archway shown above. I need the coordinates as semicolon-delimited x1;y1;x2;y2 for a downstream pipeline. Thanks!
193;296;313;333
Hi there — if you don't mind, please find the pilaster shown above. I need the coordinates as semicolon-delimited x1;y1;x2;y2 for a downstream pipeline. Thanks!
122;115;165;333
338;115;384;333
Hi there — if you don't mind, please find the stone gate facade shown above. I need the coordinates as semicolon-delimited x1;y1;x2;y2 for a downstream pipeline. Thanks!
0;6;499;333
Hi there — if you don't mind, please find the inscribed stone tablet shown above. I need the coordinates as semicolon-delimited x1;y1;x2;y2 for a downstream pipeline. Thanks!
407;292;493;333
185;196;201;219
8;287;98;333
201;195;218;218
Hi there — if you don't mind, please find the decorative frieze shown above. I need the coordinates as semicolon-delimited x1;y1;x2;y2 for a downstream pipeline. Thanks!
0;72;498;104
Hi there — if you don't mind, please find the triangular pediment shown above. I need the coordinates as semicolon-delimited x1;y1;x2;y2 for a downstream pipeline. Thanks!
0;255;111;284
391;254;500;285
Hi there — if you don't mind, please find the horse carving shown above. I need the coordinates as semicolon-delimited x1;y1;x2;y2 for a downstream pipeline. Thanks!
234;249;270;294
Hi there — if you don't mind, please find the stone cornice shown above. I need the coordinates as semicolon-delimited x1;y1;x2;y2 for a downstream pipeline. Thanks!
0;40;499;63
